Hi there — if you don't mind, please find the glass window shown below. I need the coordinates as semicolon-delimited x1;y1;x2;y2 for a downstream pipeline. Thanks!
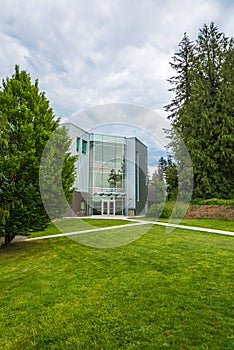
82;140;87;154
80;200;85;211
92;134;103;142
102;144;115;163
76;137;80;152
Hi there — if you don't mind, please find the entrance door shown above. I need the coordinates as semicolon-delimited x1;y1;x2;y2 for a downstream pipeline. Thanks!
101;200;115;215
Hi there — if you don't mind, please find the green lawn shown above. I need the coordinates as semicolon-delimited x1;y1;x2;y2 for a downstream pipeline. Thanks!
145;217;234;232
28;218;132;238
174;218;234;231
0;225;234;349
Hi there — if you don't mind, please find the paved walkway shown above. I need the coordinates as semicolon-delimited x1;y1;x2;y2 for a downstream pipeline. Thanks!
25;218;234;242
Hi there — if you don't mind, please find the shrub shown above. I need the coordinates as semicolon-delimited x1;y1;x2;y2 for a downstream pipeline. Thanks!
192;198;234;207
146;204;164;218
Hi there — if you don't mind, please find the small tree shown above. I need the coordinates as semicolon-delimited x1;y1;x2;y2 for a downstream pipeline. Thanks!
157;156;178;201
165;156;178;201
107;169;122;189
151;169;166;204
0;65;77;244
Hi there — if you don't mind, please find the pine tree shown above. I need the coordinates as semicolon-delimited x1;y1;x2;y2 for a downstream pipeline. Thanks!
151;169;165;204
165;33;195;122
166;23;234;199
0;66;77;244
157;156;178;201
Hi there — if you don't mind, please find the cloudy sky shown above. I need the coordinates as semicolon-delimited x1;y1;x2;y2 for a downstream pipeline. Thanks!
1;0;233;118
0;0;233;171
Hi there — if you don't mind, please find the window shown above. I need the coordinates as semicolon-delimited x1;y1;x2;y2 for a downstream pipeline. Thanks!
80;200;85;214
82;140;87;154
76;137;80;152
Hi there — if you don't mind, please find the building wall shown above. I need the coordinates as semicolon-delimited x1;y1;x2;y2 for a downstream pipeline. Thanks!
63;122;148;217
68;191;89;216
135;138;148;215
125;138;136;215
125;138;148;216
89;133;126;215
63;122;90;193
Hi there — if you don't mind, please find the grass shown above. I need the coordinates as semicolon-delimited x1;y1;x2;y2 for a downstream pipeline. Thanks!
141;217;234;232
0;224;234;349
159;217;234;232
28;218;132;238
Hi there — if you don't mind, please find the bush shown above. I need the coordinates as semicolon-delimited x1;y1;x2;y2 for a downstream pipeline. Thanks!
146;204;164;218
192;198;234;207
160;202;174;218
146;201;189;219
146;202;174;219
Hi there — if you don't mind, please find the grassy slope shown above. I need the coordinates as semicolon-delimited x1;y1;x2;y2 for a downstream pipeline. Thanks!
0;226;234;349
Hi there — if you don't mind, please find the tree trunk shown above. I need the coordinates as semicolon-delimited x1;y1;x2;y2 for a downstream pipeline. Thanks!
4;233;15;245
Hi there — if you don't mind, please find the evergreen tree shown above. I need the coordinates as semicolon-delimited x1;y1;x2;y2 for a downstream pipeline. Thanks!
157;156;178;201
166;23;234;199
165;156;178;201
0;66;77;244
158;156;167;181
151;169;165;204
165;33;195;122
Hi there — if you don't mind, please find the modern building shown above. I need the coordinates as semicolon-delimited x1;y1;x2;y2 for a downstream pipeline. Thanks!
64;122;148;216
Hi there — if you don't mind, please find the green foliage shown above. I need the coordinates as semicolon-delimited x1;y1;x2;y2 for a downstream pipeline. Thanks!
107;168;123;189
146;201;178;218
160;201;176;218
147;201;193;219
165;32;195;120
146;203;163;218
166;23;234;199
192;198;234;207
151;168;166;204
0;65;77;244
158;156;178;201
39;126;77;220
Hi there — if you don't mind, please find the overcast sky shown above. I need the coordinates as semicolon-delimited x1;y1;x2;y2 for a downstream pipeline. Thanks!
1;0;233;119
0;0;233;172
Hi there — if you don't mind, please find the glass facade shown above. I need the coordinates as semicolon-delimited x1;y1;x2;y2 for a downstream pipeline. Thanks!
89;134;126;215
63;122;148;217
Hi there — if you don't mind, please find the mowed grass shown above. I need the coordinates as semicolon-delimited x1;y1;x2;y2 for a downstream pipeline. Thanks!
0;225;234;349
177;218;234;231
145;217;234;232
28;218;132;238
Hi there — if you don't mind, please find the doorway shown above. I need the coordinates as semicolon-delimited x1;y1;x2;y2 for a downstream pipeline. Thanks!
101;200;115;215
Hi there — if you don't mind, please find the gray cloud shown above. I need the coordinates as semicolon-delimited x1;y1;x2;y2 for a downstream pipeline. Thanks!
0;0;233;120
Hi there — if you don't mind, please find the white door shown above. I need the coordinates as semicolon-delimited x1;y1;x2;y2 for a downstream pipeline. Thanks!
101;200;115;215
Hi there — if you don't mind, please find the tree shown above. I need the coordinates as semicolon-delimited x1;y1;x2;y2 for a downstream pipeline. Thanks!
165;33;195;121
165;23;234;199
0;65;77;244
157;156;178;201
158;156;167;181
107;169;123;189
151;169;165;204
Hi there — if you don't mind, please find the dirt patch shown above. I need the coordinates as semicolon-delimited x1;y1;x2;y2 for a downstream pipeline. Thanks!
185;205;234;220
